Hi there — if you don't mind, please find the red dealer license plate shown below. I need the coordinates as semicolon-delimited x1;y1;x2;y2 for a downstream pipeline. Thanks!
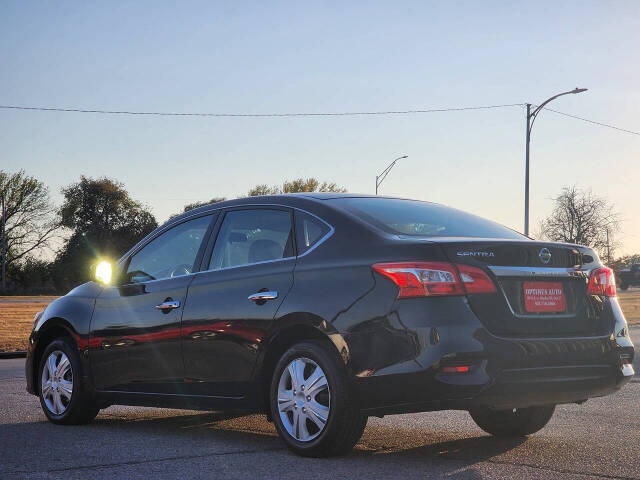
523;281;566;313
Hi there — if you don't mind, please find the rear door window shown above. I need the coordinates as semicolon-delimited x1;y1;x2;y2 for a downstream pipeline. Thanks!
208;209;294;270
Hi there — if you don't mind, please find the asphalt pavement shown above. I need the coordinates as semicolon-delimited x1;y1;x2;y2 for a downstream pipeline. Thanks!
1;328;639;480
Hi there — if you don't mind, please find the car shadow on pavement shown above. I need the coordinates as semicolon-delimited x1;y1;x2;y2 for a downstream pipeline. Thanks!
2;410;527;480
96;409;526;456
89;409;281;444
93;409;528;477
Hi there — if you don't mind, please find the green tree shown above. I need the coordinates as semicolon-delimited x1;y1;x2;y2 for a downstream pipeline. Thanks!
247;184;279;196
7;258;54;295
0;170;59;268
247;178;346;196
169;197;226;219
53;176;157;289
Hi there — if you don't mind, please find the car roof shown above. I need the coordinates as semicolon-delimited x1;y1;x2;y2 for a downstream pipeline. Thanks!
165;192;436;227
286;192;374;199
164;194;330;226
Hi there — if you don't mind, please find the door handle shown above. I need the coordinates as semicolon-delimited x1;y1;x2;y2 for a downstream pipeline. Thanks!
155;300;180;310
248;291;278;302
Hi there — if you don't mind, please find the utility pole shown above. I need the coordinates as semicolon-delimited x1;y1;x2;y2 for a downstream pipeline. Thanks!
524;88;588;236
1;193;6;293
524;103;531;237
606;227;611;265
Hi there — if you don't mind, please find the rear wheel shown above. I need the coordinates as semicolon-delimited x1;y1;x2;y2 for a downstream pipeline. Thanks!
619;282;629;291
38;338;100;425
469;405;555;437
270;341;367;457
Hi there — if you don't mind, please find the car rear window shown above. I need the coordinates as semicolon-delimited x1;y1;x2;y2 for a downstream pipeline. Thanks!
329;197;524;239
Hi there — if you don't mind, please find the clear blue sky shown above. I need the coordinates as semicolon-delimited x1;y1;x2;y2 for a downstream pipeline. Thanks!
1;1;639;254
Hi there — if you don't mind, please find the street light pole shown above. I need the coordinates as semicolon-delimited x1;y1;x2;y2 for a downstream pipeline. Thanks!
376;155;408;195
524;87;587;236
525;103;531;237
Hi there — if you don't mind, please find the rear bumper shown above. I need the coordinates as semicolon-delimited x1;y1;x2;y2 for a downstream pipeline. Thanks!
355;351;633;415
463;363;630;409
347;296;634;415
356;362;631;415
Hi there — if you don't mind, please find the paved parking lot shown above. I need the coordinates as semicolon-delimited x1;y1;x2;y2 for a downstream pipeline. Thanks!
1;328;639;480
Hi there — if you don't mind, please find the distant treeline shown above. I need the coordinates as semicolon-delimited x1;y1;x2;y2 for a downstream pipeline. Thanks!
0;171;344;295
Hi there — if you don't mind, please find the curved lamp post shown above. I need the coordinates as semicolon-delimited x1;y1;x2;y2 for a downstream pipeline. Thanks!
376;155;408;195
524;88;587;236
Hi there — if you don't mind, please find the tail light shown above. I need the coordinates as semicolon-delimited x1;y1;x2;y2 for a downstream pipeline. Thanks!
456;264;498;294
588;267;616;297
372;262;496;298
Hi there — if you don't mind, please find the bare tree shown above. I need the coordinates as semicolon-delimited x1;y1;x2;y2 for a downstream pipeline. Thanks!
0;170;60;266
247;178;346;196
537;186;620;260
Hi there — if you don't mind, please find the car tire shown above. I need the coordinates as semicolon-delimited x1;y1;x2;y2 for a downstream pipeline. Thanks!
270;340;367;457
38;338;100;425
619;283;629;291
469;405;555;437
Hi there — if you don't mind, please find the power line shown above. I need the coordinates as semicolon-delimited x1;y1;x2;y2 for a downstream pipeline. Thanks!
538;106;640;136
0;103;523;117
2;102;637;136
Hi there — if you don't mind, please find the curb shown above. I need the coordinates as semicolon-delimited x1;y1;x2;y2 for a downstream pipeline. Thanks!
0;351;27;359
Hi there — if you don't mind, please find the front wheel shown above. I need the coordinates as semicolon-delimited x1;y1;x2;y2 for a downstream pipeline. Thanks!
619;282;629;291
38;338;100;425
469;405;555;437
270;341;367;457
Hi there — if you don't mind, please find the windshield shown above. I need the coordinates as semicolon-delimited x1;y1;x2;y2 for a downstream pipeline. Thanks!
330;197;525;239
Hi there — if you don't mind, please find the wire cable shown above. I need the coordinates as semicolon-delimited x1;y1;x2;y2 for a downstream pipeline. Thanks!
2;102;637;136
0;103;523;117
537;106;640;136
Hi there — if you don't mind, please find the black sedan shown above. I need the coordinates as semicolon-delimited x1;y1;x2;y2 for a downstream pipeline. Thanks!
25;194;635;457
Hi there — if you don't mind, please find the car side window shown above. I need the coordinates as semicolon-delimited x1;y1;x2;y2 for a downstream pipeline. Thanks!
209;209;293;270
295;211;330;255
124;215;213;284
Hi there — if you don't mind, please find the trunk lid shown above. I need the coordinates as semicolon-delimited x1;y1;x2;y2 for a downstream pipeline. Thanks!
436;238;609;337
